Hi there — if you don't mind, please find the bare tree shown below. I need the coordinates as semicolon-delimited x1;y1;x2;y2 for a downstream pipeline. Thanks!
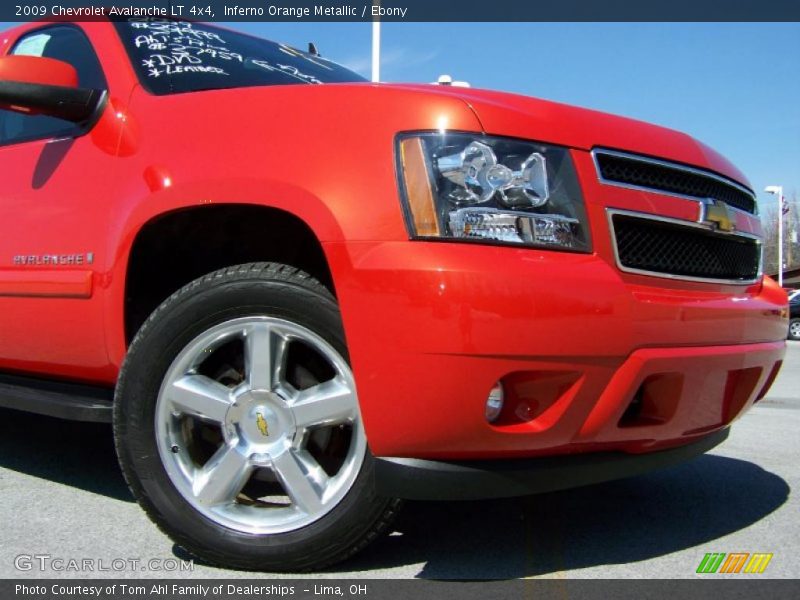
761;189;799;276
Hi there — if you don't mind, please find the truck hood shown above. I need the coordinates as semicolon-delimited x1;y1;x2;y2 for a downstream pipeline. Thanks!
384;83;751;188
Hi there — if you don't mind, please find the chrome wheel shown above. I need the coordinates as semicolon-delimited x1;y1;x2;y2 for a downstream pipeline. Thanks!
155;316;365;534
790;320;800;340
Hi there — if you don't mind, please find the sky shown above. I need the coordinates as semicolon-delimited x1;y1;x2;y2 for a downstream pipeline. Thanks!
1;20;798;217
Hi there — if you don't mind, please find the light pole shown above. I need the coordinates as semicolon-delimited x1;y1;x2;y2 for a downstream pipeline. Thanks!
371;1;381;82
765;185;784;287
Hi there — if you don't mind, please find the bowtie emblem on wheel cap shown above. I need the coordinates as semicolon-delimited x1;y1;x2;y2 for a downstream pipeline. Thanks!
256;412;269;437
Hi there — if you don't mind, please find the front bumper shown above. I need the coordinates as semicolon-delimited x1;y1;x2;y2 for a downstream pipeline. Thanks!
327;240;786;460
374;427;728;500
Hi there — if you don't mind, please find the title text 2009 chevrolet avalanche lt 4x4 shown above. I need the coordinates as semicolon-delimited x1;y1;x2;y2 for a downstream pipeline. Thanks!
0;19;788;570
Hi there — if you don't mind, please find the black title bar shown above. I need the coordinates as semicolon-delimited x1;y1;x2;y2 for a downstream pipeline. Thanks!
5;579;800;600
4;0;800;23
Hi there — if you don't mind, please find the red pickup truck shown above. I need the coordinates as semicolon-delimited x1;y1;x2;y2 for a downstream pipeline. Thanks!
0;19;788;571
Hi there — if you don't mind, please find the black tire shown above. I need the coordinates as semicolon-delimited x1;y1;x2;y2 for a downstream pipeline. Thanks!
789;318;800;341
114;263;401;571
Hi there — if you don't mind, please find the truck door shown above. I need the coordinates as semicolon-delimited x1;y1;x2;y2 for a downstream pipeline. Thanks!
0;25;118;383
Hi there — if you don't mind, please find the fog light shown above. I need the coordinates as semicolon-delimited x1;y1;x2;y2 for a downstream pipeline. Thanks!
485;382;505;423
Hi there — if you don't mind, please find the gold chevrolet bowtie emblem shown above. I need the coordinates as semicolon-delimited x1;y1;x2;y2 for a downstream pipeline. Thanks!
704;200;736;232
256;412;269;437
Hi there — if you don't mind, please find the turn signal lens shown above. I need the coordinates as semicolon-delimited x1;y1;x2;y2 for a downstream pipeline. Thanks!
399;137;440;236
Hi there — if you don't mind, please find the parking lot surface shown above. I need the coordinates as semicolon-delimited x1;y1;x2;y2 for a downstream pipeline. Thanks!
0;342;797;579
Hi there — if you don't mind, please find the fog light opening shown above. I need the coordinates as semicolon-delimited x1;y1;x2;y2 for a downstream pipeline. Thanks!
485;381;505;423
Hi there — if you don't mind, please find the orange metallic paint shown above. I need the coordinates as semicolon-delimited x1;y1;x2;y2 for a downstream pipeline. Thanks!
0;21;788;459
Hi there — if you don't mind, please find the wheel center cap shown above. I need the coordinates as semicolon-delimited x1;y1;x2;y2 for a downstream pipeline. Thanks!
226;390;295;453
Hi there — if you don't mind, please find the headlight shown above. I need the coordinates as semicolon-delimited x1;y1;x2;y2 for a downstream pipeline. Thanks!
396;133;591;252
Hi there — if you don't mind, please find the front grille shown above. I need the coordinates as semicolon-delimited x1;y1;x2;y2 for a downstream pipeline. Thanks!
596;151;756;214
612;214;761;282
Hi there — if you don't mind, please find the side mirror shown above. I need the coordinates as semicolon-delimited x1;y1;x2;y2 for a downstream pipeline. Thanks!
0;55;106;123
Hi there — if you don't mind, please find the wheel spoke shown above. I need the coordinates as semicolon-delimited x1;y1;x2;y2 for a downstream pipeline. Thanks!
291;378;357;429
168;375;231;423
271;449;327;514
244;323;287;391
192;445;252;506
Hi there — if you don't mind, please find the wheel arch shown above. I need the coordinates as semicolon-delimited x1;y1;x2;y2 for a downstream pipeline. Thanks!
106;196;346;370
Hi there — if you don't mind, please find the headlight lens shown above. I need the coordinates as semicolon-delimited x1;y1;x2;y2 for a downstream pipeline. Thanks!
396;133;590;251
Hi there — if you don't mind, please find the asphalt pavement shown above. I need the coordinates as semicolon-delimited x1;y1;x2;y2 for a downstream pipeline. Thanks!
0;342;798;580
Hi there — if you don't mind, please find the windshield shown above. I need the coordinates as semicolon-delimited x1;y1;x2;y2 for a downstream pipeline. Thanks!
112;20;367;95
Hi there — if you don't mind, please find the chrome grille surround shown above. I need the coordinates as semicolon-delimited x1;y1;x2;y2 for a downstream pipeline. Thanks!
607;209;762;285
